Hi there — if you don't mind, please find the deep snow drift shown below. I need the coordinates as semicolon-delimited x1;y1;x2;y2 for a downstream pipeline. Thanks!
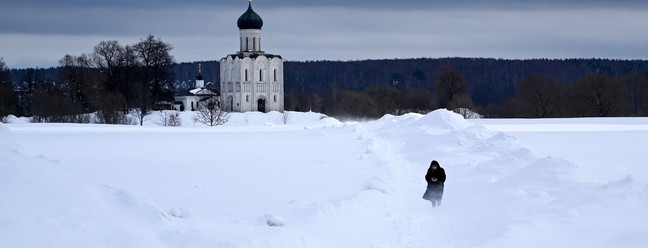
2;110;648;247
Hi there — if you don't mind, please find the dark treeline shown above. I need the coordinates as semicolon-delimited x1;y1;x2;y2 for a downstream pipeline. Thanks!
281;58;648;105
3;57;648;121
172;58;648;118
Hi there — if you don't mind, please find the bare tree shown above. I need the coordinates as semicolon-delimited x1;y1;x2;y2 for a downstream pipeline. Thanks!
570;75;631;117
281;111;290;124
453;107;480;119
448;93;477;118
193;104;229;126
90;40;130;101
168;111;182;126
436;65;468;109
91;40;124;76
133;35;175;103
157;110;182;127
512;75;563;118
157;110;170;126
132;107;150;126
131;77;153;126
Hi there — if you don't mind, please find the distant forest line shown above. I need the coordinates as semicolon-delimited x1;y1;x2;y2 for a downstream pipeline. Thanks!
4;57;648;119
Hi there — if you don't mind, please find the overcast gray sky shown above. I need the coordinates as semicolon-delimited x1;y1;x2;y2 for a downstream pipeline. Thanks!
2;0;648;68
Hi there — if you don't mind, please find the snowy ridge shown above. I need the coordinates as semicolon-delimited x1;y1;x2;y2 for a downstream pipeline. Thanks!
3;110;648;247
313;110;648;247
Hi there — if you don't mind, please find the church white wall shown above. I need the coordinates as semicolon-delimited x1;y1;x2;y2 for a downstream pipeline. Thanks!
269;57;284;112
175;96;200;111
221;54;283;113
239;30;262;52
221;56;240;112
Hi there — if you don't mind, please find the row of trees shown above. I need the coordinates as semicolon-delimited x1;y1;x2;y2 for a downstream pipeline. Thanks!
330;65;472;119
3;54;648;122
492;72;648;118
278;58;648;113
275;58;648;118
1;35;175;124
312;65;648;119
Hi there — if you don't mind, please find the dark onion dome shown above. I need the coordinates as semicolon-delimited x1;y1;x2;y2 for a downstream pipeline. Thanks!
196;73;204;80
237;2;263;29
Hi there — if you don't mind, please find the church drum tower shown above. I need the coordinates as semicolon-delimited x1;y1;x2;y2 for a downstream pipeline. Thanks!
220;0;284;113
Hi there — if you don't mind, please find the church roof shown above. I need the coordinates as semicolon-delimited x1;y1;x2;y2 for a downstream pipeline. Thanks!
223;53;283;60
175;87;220;97
237;2;263;30
174;89;198;97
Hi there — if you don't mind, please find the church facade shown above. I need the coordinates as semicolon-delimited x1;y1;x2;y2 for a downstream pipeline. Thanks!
220;1;284;113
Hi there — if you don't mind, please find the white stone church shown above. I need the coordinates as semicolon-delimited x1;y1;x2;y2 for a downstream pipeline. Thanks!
219;0;284;113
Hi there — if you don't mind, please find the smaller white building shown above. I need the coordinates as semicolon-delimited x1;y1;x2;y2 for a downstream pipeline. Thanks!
174;65;220;111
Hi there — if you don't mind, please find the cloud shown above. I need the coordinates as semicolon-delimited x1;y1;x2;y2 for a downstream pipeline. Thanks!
2;1;648;68
0;6;239;36
264;7;648;61
4;0;648;10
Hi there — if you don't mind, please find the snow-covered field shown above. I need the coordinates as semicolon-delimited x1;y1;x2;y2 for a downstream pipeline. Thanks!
2;110;648;248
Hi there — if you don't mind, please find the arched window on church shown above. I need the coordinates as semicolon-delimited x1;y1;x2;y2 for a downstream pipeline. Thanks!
274;95;277;102
274;69;277;82
253;38;256;51
259;70;263;81
245;69;248;81
246;95;249;102
245;37;249;51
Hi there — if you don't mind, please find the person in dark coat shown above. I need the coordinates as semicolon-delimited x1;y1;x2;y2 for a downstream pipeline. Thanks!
422;160;446;207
